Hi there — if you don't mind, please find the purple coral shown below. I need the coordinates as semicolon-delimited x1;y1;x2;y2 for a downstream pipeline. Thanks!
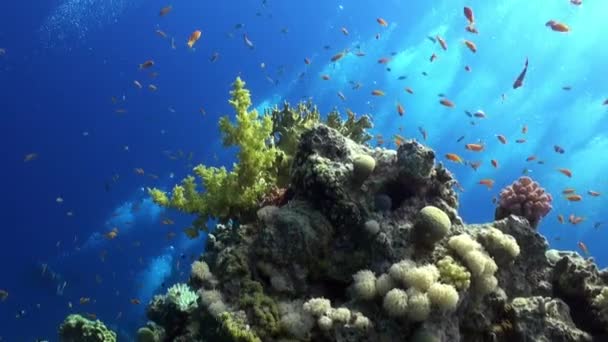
495;176;552;228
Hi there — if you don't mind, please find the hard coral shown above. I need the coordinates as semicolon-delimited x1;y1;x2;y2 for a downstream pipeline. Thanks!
495;176;552;228
59;314;117;342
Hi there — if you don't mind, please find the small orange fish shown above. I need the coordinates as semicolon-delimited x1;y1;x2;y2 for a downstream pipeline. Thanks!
80;297;91;305
397;103;405;116
331;52;345;62
139;60;154;69
104;227;119;240
378;57;391;64
0;289;8;301
187;30;202;48
496;135;507;144
465;143;484;152
437;35;447;50
577;241;589;255
24;153;38;162
439;98;455;108
377;17;388;27
516;139;526;144
304;57;311;65
371;89;385;96
526;155;537;162
469;161;481;171
566;194;582;202
473;110;486;118
513;58;529;89
558;168;572;178
522;124;528;134
557;214;564;224
445;153;464;163
430;53;437;62
161;219;175;225
463;6;475;24
546;20;570;32
587;190;601;197
569;214;584;225
562;188;576;194
479;179;495;189
465;24;479;34
159;5;172;16
463;40;477;53
404;87;414;94
337;91;346;101
130;298;141;305
321;74;331;80
491;159;498;168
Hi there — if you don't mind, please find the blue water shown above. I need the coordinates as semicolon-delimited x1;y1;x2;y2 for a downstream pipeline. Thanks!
1;0;607;340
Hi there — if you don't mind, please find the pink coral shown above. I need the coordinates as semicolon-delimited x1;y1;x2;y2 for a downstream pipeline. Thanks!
495;176;552;228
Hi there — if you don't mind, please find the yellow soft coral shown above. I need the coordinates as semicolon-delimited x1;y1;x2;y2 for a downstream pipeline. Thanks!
149;77;278;231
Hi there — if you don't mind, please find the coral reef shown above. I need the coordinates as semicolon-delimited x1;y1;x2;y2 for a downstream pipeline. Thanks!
137;79;608;342
495;176;552;228
59;314;116;342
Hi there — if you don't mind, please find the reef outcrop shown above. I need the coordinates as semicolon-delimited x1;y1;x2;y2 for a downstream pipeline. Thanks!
129;79;608;342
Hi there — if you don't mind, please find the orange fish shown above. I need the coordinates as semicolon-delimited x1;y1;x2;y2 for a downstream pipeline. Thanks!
445;153;464;163
378;57;391;64
405;87;414;94
159;5;172;16
463;6;475;24
377;18;388;27
331;52;345;62
24;153;38;162
463;40;477;53
465;143;484;152
473;110;486;118
566;194;582;202
465;24;479;34
371;89;385;96
546;20;570;32
587;190;601;197
570;0;582;5
479;179;495;189
139;60;154;69
562;188;576;194
321;74;331;80
491;159;498;168
526;155;537;162
304;57;311;65
558;168;572;178
80;297;91;305
513;58;529;89
341;27;349;35
430;53;437;62
557;214;564;224
187;30;202;48
522;124;528;134
104;227;119;240
496;135;507;144
469;161;481;171
577;241;589;255
397;103;405;116
569;214;584;225
130;298;141;305
439;98;455;107
437;35;447;50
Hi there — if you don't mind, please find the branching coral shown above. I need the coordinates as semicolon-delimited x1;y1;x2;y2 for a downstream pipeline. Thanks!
150;77;278;229
495;176;552;228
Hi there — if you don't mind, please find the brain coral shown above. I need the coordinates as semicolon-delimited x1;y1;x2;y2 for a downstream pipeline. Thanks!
495;176;552;228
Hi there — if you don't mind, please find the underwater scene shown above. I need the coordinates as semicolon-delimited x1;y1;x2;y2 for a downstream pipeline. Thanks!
2;0;608;341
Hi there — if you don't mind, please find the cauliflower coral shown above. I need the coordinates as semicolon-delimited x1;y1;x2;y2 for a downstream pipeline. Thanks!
495;176;552;228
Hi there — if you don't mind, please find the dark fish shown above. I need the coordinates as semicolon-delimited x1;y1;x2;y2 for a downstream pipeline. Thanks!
427;36;437;43
386;67;391;72
464;110;472;117
512;57;529;89
323;45;331;50
422;71;428;76
234;23;244;29
457;136;465;142
397;75;407;80
554;145;565;154
390;51;398;56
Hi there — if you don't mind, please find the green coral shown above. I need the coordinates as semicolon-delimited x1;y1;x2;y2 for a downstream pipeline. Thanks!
352;154;376;183
136;327;161;342
414;206;451;245
149;77;278;227
59;314;117;342
326;108;373;144
239;281;281;338
150;78;373;235
437;256;471;290
166;283;198;311
218;312;262;342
